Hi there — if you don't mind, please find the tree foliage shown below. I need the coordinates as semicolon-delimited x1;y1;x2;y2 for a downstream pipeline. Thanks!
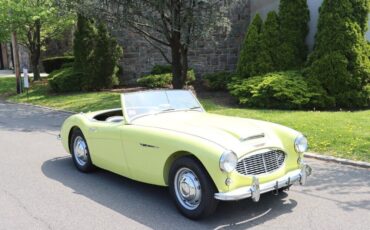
237;14;263;78
71;0;233;89
305;0;370;108
279;0;310;69
0;0;75;80
257;11;281;74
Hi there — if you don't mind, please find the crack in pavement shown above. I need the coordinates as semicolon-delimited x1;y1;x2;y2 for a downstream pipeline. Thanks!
0;188;52;230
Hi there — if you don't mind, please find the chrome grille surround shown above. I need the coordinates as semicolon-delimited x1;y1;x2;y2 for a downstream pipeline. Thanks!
236;149;286;176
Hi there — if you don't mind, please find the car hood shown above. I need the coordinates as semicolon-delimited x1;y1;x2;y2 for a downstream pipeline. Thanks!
132;111;285;157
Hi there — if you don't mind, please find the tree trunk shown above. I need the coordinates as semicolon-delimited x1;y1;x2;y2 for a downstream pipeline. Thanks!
171;43;184;89
170;1;186;89
181;46;188;87
11;32;21;94
30;19;41;81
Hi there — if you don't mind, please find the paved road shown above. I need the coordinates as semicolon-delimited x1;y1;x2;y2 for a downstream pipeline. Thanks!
0;70;48;78
0;101;369;230
0;70;13;77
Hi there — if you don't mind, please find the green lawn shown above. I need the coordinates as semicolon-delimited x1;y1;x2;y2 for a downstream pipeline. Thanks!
1;78;369;162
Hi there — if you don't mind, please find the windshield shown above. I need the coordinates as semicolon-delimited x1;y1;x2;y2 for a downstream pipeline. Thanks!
123;90;204;121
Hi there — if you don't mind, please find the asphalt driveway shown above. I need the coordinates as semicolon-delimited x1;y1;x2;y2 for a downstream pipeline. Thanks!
0;101;369;230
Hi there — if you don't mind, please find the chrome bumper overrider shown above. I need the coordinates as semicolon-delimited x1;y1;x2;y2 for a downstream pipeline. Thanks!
214;164;312;201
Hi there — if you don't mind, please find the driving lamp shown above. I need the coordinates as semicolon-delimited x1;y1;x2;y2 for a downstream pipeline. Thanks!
295;135;308;153
220;150;237;173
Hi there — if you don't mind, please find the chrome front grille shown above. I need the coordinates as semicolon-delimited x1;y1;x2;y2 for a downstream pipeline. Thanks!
236;149;285;176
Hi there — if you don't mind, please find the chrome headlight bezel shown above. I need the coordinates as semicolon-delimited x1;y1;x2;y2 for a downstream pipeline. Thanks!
295;134;308;153
219;150;237;173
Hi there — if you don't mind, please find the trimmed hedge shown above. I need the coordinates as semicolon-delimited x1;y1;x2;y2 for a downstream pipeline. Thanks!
203;71;234;91
48;67;82;92
228;71;333;109
137;73;172;88
137;69;196;88
151;65;172;74
42;56;74;73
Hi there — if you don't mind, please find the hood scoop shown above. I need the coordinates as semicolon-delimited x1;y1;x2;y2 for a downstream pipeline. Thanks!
239;133;265;142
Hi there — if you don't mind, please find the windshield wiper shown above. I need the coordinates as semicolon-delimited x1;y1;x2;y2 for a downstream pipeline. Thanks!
189;106;201;110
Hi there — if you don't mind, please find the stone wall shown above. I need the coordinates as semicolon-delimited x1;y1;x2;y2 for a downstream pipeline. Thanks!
116;0;251;85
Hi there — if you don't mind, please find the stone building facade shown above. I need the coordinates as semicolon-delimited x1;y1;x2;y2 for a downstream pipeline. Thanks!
117;0;251;85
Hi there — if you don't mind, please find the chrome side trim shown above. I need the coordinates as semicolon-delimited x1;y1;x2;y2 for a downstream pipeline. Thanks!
139;143;159;148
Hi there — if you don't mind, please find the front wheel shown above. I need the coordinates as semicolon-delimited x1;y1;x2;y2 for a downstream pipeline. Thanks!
169;156;219;219
70;128;95;173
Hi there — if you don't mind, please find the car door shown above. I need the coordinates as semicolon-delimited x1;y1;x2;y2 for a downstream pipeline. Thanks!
86;120;129;176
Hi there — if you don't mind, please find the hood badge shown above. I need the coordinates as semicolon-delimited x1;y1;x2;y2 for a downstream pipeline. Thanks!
240;133;265;142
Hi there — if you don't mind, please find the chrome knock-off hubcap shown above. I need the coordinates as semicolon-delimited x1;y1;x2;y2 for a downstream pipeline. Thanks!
174;168;201;210
73;136;88;166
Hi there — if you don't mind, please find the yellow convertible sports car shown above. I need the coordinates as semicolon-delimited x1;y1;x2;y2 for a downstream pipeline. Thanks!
59;89;312;219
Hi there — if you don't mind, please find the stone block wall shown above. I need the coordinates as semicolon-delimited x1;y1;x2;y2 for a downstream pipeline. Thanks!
116;0;251;85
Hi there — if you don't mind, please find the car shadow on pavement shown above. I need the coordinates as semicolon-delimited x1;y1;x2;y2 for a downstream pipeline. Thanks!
42;156;298;230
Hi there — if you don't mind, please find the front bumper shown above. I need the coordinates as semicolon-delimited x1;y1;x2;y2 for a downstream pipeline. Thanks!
214;163;312;201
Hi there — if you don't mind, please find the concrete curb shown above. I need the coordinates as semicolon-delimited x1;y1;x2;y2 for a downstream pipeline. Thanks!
305;152;370;169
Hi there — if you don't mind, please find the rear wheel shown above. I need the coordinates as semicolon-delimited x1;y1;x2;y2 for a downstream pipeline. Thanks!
70;128;95;172
169;156;218;219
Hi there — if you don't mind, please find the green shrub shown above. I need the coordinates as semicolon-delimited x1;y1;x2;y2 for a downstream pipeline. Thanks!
203;71;234;91
151;65;172;74
228;71;332;109
61;62;74;68
186;69;196;85
48;67;82;92
137;73;172;88
138;69;195;88
42;56;74;73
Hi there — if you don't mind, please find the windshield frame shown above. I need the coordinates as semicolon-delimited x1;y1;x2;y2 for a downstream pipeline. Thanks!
121;89;205;123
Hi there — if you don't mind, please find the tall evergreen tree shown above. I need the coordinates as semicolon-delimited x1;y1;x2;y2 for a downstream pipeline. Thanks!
279;0;310;69
237;14;263;78
92;22;123;89
73;14;122;90
350;0;370;33
73;14;96;89
305;0;370;108
257;11;281;74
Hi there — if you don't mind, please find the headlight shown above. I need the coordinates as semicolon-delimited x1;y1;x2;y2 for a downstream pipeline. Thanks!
220;150;237;173
295;135;308;153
